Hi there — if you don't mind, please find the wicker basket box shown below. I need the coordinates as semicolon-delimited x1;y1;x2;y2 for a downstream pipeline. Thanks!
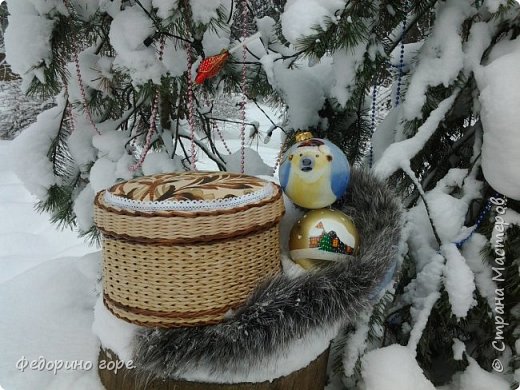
94;171;284;328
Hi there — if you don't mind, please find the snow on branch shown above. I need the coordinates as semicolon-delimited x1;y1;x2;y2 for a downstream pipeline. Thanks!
373;91;459;180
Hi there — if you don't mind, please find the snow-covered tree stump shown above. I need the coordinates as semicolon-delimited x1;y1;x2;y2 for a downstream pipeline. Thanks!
98;347;329;390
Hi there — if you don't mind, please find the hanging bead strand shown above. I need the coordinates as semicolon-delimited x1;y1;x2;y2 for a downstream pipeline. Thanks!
203;95;232;155
369;0;407;169
272;136;289;175
394;0;408;107
369;83;378;168
239;0;248;174
186;43;197;171
213;122;233;155
63;0;101;135
181;0;197;171
73;49;102;135
454;193;501;249
130;37;166;172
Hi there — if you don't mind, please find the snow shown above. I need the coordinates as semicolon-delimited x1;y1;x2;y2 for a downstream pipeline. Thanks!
503;208;520;226
330;43;366;107
4;0;64;91
463;22;493;74
0;142;93;284
114;154;135;181
189;0;230;25
260;54;331;129
0;163;98;388
162;40;188;77
448;357;510;390
399;165;485;329
484;0;509;14
422;168;483;244
109;6;165;85
223;147;273;175
361;345;435;390
83;130;134;194
98;0;124;18
281;0;347;45
475;44;520;200
400;190;447;352
374;93;457;179
141;150;182;175
407;291;440;352
389;41;423;73
0;255;102;390
256;16;276;47
67;123;97;167
452;338;466;360
152;0;179;19
92;130;127;161
342;309;372;377
10;101;65;200
69;0;100;20
174;322;341;383
75;50;114;96
73;184;96;232
202;28;231;57
279;194;304;253
402;0;474;120
487;35;520;63
89;158;119;193
370;107;399;164
442;243;477;318
462;233;497;309
92;297;139;363
425;171;471;243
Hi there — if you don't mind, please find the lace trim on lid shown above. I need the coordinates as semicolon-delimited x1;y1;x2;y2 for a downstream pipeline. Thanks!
103;183;275;212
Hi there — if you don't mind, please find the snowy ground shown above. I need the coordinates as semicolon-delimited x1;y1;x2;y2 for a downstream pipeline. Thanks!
0;104;284;390
0;140;103;389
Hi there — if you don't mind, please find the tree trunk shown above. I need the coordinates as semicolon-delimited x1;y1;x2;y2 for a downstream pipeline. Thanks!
98;347;329;390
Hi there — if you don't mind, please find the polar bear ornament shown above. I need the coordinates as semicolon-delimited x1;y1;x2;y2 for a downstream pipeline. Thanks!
279;132;350;209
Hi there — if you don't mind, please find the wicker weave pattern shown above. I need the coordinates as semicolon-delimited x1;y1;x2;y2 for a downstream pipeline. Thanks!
94;187;284;244
102;225;281;327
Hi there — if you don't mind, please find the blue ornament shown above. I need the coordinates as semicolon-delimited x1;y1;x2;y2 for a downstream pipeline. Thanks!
279;133;350;209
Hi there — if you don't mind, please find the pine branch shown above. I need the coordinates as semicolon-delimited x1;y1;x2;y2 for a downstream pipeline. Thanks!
385;0;438;55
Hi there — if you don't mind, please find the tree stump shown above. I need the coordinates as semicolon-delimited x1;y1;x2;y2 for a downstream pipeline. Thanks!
98;347;329;390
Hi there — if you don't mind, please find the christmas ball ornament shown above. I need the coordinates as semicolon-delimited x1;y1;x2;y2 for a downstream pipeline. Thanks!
289;208;359;269
279;132;350;209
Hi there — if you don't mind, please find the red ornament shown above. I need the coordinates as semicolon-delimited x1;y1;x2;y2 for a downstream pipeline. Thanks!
195;50;230;84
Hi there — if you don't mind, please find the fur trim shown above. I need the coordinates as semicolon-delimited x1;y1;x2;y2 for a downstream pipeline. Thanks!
133;168;403;378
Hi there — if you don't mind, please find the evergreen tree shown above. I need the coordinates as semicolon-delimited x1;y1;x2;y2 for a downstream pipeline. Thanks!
4;0;520;388
0;1;50;140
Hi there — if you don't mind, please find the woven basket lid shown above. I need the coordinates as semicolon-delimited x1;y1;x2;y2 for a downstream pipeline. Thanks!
94;171;284;244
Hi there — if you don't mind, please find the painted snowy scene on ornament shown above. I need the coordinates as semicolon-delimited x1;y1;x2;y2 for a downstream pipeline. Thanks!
1;0;520;389
289;208;359;266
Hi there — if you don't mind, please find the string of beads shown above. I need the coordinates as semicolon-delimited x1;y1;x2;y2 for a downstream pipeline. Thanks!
186;44;197;171
63;0;101;136
239;0;248;174
368;0;408;168
130;37;166;171
454;193;501;249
